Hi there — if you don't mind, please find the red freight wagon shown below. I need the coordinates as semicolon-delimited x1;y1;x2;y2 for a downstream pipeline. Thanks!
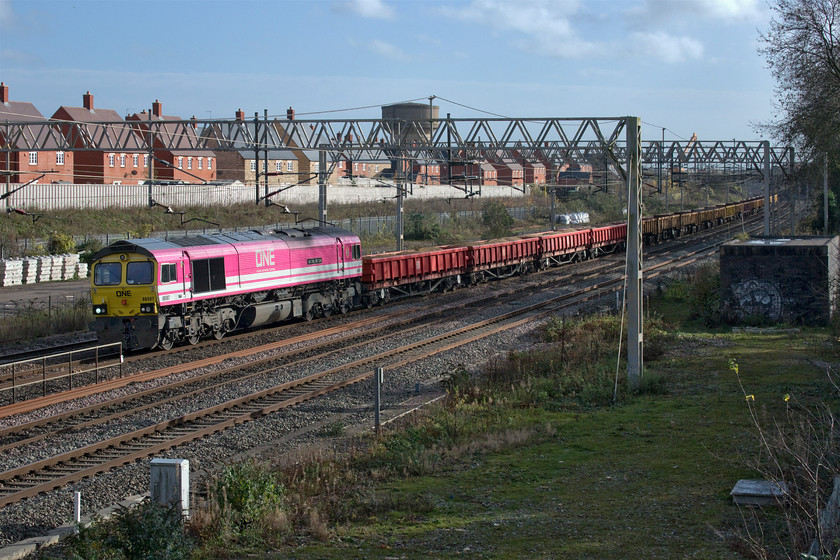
467;236;542;273
530;230;591;264
361;246;469;290
591;223;626;253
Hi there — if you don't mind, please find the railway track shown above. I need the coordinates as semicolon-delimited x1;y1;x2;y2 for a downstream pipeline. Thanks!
0;226;746;508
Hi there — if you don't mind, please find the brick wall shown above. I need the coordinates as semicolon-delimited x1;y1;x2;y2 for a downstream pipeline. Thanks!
720;237;839;325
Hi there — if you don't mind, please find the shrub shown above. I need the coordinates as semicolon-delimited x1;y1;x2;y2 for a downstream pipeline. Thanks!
216;461;285;529
481;200;514;239
63;500;192;560
47;232;75;255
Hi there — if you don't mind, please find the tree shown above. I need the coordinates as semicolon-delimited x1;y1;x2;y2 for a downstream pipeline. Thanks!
759;0;840;161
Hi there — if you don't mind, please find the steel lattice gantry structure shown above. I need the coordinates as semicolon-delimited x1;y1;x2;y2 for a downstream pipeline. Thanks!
0;115;795;387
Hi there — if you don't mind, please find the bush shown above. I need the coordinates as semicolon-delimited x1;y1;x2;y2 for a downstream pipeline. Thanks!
216;461;285;530
481;200;514;239
63;500;192;560
47;232;75;255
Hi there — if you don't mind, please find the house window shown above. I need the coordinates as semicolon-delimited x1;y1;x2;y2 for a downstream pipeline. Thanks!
315;162;319;172
250;161;256;172
374;165;379;172
120;154;126;167
143;154;149;167
29;152;37;165
275;161;282;172
133;154;138;167
56;151;64;165
207;158;212;170
198;158;203;170
109;154;115;167
286;161;293;172
353;163;358;171
178;157;183;169
187;157;192;170
112;180;121;185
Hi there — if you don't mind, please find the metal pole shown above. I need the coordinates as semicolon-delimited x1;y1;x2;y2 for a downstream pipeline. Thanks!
254;113;260;205
74;492;82;525
396;174;404;251
374;367;383;437
825;154;830;234
626;116;643;389
658;129;663;194
264;109;269;207
764;141;771;236
550;188;556;230
318;150;328;224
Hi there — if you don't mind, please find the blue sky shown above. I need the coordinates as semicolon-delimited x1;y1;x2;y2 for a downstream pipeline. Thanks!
0;0;775;143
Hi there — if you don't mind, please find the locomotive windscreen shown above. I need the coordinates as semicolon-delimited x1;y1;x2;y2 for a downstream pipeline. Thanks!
192;257;226;293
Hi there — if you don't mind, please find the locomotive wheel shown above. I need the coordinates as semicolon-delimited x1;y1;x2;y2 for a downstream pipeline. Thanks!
212;329;225;340
188;333;200;345
158;334;174;351
322;304;332;317
339;301;350;314
304;307;315;321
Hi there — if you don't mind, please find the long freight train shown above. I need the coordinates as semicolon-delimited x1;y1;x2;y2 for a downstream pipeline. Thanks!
90;196;766;351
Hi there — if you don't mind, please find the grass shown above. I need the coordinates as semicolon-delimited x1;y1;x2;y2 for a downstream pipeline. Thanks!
177;309;838;558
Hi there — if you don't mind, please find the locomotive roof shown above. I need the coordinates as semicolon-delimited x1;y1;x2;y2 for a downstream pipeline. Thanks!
91;226;356;261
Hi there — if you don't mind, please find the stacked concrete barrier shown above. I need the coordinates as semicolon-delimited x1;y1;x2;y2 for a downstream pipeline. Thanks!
21;258;38;284
62;254;80;280
0;260;23;287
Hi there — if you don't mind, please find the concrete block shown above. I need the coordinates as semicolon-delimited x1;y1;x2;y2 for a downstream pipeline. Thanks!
731;478;789;506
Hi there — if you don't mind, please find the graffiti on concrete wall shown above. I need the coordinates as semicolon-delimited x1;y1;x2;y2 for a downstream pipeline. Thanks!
730;279;784;322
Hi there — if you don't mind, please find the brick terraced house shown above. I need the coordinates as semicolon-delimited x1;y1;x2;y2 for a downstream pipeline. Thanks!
51;91;145;184
0;82;75;184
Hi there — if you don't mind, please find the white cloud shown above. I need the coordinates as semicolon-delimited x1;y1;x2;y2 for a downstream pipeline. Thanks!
367;39;409;60
447;0;603;59
0;0;13;27
0;49;37;65
628;0;764;23
630;31;705;63
340;0;395;20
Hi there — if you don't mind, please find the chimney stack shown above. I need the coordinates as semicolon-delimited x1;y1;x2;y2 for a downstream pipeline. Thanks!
0;82;8;104
83;91;94;111
235;109;245;121
152;99;162;117
286;106;295;120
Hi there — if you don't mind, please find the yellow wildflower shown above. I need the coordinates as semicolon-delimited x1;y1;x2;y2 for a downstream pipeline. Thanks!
745;394;755;402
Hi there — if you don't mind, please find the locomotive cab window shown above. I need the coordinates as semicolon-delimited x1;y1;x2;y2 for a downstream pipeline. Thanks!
352;244;361;259
93;262;122;286
126;262;153;285
160;263;177;283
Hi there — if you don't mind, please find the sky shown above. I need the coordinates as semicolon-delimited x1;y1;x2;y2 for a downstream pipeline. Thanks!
0;0;777;143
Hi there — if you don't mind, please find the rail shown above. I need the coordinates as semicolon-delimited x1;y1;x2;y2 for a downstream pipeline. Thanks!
0;342;123;405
